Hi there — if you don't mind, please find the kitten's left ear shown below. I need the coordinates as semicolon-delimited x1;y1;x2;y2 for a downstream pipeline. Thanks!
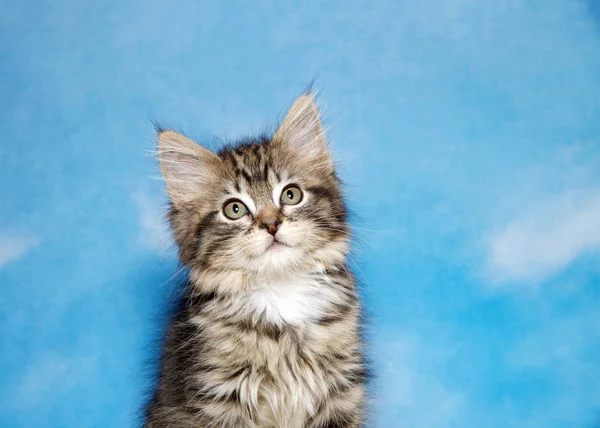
273;94;331;163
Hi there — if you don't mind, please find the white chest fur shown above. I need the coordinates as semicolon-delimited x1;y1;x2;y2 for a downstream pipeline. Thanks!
240;274;338;326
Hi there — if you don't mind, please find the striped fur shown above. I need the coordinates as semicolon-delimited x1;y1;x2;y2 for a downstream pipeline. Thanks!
145;94;367;427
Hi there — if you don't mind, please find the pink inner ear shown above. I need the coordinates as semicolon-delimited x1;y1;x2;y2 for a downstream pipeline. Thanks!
158;131;221;203
275;95;329;160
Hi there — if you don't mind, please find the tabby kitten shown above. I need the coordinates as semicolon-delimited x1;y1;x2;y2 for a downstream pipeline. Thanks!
144;94;367;428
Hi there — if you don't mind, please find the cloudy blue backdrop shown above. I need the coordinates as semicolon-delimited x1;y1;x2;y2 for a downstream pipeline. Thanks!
2;0;600;427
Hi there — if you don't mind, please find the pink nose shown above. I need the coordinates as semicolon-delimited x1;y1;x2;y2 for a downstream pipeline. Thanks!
261;218;280;236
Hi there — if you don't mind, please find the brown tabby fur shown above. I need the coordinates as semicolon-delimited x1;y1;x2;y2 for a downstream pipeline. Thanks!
144;94;367;427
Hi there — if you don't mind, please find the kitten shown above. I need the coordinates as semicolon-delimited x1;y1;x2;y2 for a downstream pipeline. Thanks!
144;94;367;428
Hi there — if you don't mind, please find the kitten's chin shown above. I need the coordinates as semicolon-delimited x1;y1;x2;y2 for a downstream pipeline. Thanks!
255;244;304;273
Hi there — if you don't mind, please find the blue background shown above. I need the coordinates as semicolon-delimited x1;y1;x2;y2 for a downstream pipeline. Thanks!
2;1;600;427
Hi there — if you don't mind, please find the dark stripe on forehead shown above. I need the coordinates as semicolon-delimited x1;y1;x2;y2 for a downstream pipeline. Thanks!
240;168;253;184
228;150;246;172
233;150;259;184
224;151;249;185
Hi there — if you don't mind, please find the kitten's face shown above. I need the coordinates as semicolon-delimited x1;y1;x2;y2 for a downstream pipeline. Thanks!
159;95;349;285
190;142;347;275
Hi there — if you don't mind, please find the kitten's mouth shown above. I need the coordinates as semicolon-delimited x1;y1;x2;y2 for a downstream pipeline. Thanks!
267;238;288;250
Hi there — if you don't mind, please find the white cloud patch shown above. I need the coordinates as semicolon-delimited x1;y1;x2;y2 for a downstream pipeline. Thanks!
485;190;600;284
131;190;173;254
0;233;40;269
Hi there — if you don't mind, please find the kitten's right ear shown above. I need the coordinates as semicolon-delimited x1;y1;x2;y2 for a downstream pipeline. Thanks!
157;130;220;204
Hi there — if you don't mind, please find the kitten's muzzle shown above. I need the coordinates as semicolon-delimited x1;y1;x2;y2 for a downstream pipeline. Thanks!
260;217;281;236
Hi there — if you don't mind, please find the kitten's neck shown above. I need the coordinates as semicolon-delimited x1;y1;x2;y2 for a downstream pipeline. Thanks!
188;260;343;296
189;264;350;327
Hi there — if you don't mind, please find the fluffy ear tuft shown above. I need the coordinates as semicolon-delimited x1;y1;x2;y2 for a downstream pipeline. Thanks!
157;130;220;204
273;94;330;161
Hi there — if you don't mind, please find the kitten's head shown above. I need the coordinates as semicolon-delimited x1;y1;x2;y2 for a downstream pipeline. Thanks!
158;94;349;291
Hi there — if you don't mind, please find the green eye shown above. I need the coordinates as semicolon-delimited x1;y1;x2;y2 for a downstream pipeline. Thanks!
223;200;248;220
281;186;303;205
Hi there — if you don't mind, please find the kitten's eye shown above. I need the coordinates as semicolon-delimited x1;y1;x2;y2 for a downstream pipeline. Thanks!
223;200;248;220
281;186;303;205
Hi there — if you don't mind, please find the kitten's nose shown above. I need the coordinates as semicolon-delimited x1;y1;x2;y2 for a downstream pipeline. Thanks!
260;217;281;236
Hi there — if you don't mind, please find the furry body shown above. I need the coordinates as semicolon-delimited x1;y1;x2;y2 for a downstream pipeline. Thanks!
145;95;367;427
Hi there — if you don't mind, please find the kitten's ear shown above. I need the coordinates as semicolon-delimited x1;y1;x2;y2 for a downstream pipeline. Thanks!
273;94;330;161
157;130;220;204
